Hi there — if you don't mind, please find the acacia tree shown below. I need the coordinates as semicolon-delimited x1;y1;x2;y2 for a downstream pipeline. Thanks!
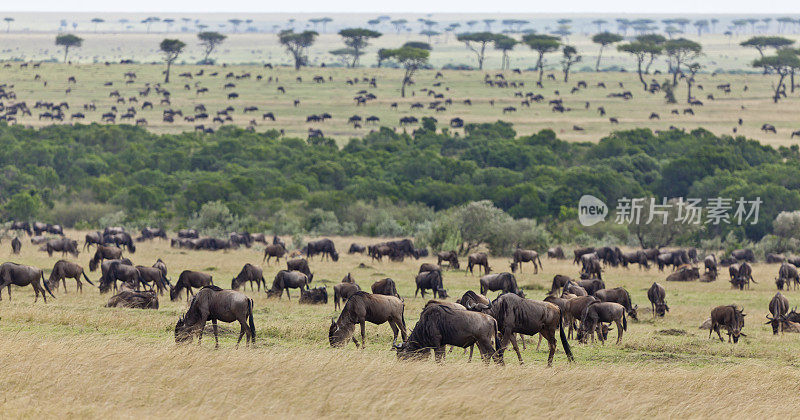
618;41;662;91
55;34;83;63
228;19;243;32
636;34;666;74
663;38;702;85
198;31;226;64
91;18;104;32
278;30;318;70
337;28;382;67
685;62;702;102
753;51;800;103
390;19;407;33
741;36;795;74
383;46;429;97
493;34;517;70
522;34;560;83
159;38;186;83
456;32;497;70
561;45;581;82
3;17;13;33
591;31;623;71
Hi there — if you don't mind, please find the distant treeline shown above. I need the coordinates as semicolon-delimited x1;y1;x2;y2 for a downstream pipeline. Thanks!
0;121;798;243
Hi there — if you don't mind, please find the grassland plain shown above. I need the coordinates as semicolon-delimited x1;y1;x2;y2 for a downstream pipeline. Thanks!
2;231;800;417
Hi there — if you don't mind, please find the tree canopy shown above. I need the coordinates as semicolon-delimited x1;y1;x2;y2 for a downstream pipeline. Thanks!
591;32;623;71
198;31;226;64
159;39;186;83
55;34;83;63
522;34;560;83
337;28;382;67
457;32;498;70
278;30;318;70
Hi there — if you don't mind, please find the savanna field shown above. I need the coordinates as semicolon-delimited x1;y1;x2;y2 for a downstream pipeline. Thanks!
2;232;800;417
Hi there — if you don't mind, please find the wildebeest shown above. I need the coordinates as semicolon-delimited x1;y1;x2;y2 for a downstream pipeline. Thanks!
467;252;491;275
174;286;255;348
766;253;786;264
580;302;627;344
573;247;595;264
415;270;447;299
262;244;287;264
479;272;524;297
178;228;199;238
106;290;159;309
348;243;366;254
286;258;313;282
48;260;93;293
99;260;141;293
594;287;638;320
103;232;136;253
0;262;55;302
45;237;79;257
778;263;799;290
731;248;755;262
231;263;265;291
9;221;32;236
564;295;596;338
547;246;565;259
299;286;328;304
704;254;717;275
576;278;605;295
333;276;362;310
266;270;309;300
84;231;104;250
138;227;167;241
581;257;603;280
766;292;790;335
510;248;542;274
647;282;669;318
135;265;170;295
729;262;755;290
170;271;214;301
666;266;700;282
329;291;407;348
89;245;123;271
306;238;338;261
11;237;21;254
563;280;588;297
549;274;573;296
436;251;460;269
394;303;500;364
620;250;649;269
371;278;401;300
709;305;746;343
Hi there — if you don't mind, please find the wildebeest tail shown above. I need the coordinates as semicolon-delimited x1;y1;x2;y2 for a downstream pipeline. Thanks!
41;271;56;298
81;271;95;286
558;309;574;362
622;310;627;331
247;298;256;343
537;253;543;270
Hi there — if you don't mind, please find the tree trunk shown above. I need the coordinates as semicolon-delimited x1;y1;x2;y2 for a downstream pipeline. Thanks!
637;60;647;91
595;46;604;72
63;47;69;64
672;63;679;85
165;61;171;83
775;73;786;103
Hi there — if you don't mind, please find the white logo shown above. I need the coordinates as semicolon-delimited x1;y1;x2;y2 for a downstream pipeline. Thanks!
578;195;608;226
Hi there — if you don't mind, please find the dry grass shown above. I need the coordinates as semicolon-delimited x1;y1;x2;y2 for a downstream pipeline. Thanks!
2;231;800;416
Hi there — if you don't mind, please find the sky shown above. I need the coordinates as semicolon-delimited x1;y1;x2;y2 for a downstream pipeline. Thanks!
3;0;800;14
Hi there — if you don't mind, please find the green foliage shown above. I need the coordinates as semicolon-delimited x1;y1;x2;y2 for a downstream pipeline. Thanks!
278;30;318;70
198;31;226;63
337;28;382;67
55;33;83;62
3;191;42;220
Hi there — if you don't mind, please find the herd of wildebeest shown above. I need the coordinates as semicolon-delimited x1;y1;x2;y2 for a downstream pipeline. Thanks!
3;220;800;364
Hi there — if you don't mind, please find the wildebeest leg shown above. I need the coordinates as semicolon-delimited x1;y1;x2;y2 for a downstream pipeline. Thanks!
434;346;446;363
212;319;219;349
519;334;526;350
389;320;399;345
536;334;542;351
475;339;494;365
61;278;68;293
236;322;246;348
543;330;557;367
615;320;624;344
286;289;291;301
198;321;206;345
509;334;523;363
360;321;366;349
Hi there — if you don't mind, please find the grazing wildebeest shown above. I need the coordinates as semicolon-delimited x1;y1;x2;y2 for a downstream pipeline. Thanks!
729;262;755;290
778;263;799;290
709;305;746;343
138;227;167;241
231;263;265;291
175;286;255;348
266;270;309;300
178;228;199;238
647;282;669;318
103;232;136;253
306;238;338;261
170;271;214;301
436;251;460;269
84;231;104;250
620;250;649;269
666;266;700;282
576;278;605;295
348;243;366;254
467;252;491;275
479;272;524;297
48;260;94;293
564;295;596;338
89;245;123;271
510;248;542;274
704;254;717;275
563;280;588;297
766;292;790;335
286;258;313;282
329;291;407;348
547;246;565;259
371;278;401;299
580;302;627;344
10;221;32;236
262;244;287;264
106;290;158;309
581;257;603;280
595;287;638;320
45;237;79;257
482;293;573;366
153;258;168;278
549;274;573;295
11;237;21;254
136;265;170;295
0;262;55;302
394;303;500;364
731;248;755;262
415;270;447;299
99;260;141;293
766;253;786;264
300;286;328;304
333;278;362;310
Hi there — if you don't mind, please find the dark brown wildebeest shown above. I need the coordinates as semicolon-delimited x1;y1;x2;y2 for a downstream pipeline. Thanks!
48;260;94;293
580;301;627;344
329;291;407;348
620;250;649;269
573;247;595;264
731;248;755;262
394;303;500;364
286;258;313;282
175;286;255;348
0;262;55;302
138;227;167;241
457;290;491;310
564;295;597;338
262;244;287;264
647;282;669;318
549;274;573;295
563;280;588;297
170;271;214;301
547;246;565;259
178;228;199;238
11;237;21;254
766;253;786;264
479;272;524;297
576;278;605;295
766;292;789;335
153;259;167;277
418;263;441;274
709;305;746;343
789;257;800;268
45;237;79;257
10;221;32;236
100;260;141;293
84;231;103;250
700;270;717;283
482;293;573;366
436;251;460;269
106;290;159;309
467;252;491;275
266;270;309;300
510;248;542;274
333;277;362;310
729;262;756;290
778;263;799;290
371;278;401;299
299;286;328;304
704;254;717;275
348;243;366;254
595;287;638;320
415;270;447;299
89;245;123;271
306;238;339;261
231;263;265;291
581;257;603;280
667;266;700;282
136;265;170;295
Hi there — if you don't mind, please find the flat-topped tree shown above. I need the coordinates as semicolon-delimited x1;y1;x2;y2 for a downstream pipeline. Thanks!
561;45;581;82
753;50;800;103
159;38;186;83
522;34;560;83
228;19;243;33
591;32;623;71
198;31;226;64
618;41;662;91
4;17;13;33
278;30;318;70
741;36;795;74
592;19;607;32
91;18;104;32
457;32;498;70
319;17;332;33
636;34;666;74
337;28;382;67
55;34;83;63
383;46;429;97
390;19;407;33
663;38;702;85
493;34;517;70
